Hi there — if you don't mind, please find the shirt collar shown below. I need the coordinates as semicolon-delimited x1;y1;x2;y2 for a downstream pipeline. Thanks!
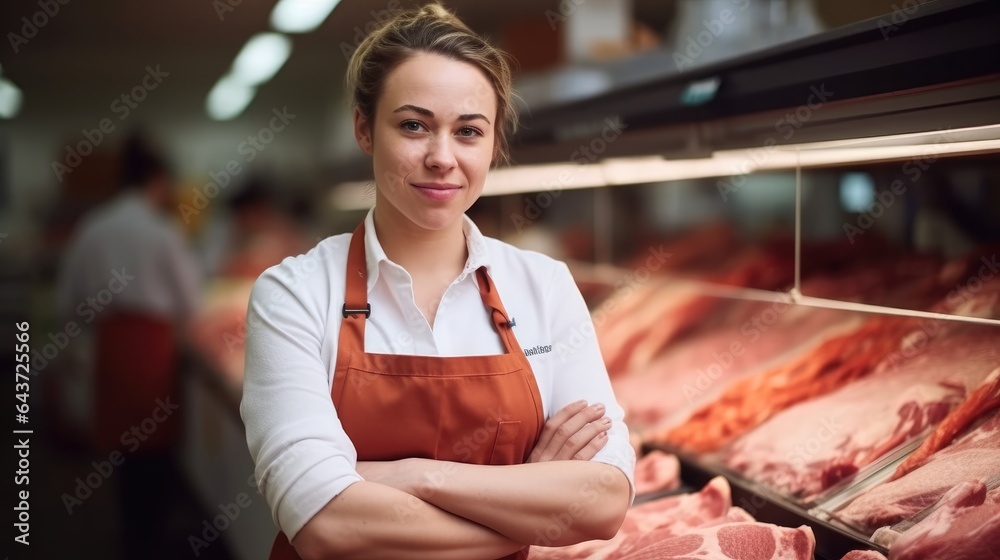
362;207;492;293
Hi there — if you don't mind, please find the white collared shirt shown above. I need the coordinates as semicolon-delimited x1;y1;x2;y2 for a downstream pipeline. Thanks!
241;208;635;540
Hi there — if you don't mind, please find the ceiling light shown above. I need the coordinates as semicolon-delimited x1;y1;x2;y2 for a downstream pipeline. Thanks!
231;32;292;86
206;75;256;120
270;0;340;33
0;79;23;119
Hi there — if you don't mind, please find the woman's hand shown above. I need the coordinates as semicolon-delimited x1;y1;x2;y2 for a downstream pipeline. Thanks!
527;400;610;463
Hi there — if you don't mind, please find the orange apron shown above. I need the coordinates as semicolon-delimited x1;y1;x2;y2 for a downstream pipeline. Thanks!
269;222;544;560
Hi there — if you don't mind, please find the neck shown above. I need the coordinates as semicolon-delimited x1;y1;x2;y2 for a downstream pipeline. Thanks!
372;204;468;277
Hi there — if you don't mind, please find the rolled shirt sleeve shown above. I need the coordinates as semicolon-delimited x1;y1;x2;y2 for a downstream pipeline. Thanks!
240;255;363;541
547;262;637;503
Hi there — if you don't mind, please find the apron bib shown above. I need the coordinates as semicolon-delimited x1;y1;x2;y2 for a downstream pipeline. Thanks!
270;222;544;560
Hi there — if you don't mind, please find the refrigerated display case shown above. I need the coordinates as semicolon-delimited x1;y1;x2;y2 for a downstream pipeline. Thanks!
498;1;1000;558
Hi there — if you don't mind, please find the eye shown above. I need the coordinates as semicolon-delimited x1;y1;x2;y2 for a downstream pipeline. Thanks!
457;126;483;138
401;120;424;133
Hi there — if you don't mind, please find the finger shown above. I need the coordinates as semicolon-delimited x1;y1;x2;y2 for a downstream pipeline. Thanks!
541;402;606;462
571;429;610;461
529;400;588;462
554;415;611;461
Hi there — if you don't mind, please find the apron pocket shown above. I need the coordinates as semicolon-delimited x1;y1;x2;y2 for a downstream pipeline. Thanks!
489;420;523;465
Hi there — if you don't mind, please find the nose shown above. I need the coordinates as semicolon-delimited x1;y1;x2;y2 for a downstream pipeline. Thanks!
424;135;457;172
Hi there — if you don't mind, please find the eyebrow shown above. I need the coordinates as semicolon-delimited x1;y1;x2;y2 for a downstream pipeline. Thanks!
392;104;491;125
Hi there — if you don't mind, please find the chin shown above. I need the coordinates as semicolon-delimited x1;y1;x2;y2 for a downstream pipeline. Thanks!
407;208;466;232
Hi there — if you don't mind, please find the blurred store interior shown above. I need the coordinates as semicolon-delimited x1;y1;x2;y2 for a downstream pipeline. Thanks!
1;0;998;559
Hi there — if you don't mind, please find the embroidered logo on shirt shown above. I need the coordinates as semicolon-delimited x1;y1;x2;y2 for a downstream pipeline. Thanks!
523;344;553;357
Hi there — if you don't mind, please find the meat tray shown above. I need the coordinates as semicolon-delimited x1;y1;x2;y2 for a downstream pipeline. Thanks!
643;442;889;560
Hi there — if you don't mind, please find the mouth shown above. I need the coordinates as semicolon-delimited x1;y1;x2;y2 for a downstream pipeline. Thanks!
412;182;462;190
411;182;462;201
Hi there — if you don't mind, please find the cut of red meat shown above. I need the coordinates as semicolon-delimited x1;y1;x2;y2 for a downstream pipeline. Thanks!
722;317;1000;500
836;403;1000;532
621;507;757;555
891;367;1000;480
661;312;929;454
651;255;997;454
527;477;733;560
889;481;1000;560
633;450;681;496
615;304;863;430
618;522;815;560
839;551;888;560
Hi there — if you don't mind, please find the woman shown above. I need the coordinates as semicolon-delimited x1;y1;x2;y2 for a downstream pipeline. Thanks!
241;5;635;559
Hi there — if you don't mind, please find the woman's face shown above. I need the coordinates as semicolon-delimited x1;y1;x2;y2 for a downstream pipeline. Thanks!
355;51;497;233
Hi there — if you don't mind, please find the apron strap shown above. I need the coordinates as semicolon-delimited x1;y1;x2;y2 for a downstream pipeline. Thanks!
338;220;520;356
338;222;369;355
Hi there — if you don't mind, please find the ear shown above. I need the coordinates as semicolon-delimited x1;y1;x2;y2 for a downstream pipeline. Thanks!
353;106;373;156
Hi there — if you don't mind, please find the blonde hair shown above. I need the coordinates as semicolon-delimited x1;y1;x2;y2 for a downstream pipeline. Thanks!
345;3;518;166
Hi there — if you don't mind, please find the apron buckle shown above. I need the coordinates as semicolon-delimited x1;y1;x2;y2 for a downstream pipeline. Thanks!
342;303;372;318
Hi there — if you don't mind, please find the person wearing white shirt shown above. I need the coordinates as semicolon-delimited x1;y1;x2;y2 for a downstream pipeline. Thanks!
55;133;201;559
241;6;634;560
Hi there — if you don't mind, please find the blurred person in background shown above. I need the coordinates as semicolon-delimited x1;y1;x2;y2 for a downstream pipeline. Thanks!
202;176;311;280
55;132;202;559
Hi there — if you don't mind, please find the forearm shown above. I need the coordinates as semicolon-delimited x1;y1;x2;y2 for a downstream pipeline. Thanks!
413;460;630;546
291;481;522;560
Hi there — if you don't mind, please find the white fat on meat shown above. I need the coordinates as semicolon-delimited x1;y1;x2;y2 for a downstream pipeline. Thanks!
618;522;815;560
724;322;1000;500
889;481;1000;560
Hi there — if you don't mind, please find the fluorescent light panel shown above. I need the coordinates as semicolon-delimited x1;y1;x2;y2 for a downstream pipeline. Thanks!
271;0;340;33
328;125;1000;209
206;76;256;121
0;78;23;119
232;32;292;86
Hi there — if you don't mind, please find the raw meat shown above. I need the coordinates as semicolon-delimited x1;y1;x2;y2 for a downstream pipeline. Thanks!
889;481;1000;560
615;304;863;430
597;245;796;377
633;450;681;496
722;318;1000;500
618;522;815;560
836;401;1000;531
892;367;1000;480
620;507;755;555
527;477;733;560
840;552;888;560
662;313;924;453
652;255;950;452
